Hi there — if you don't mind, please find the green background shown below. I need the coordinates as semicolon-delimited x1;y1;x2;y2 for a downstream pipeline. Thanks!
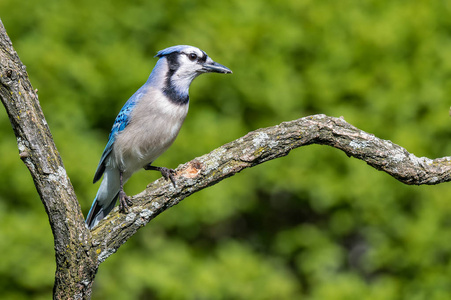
1;0;451;299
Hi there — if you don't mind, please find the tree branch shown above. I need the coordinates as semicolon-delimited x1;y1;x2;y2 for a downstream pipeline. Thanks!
91;114;451;261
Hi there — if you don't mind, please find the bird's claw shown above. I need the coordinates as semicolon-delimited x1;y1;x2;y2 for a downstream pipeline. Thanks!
158;167;176;187
118;190;132;213
144;165;177;188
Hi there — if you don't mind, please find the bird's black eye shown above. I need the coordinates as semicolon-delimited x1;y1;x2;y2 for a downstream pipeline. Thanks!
188;53;198;61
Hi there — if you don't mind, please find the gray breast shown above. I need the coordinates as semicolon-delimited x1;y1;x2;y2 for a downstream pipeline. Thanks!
111;88;189;174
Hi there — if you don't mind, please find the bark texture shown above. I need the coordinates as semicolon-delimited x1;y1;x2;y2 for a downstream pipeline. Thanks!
1;19;451;299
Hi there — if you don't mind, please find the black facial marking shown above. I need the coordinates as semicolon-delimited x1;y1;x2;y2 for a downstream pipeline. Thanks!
163;86;189;105
165;52;180;73
199;51;207;63
163;53;190;105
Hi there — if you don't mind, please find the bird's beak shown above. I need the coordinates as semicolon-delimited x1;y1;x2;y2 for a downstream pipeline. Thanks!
201;61;232;74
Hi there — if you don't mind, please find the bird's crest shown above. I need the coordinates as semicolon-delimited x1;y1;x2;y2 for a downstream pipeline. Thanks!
155;45;206;58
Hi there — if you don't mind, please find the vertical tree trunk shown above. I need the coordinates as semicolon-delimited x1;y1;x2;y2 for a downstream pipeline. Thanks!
0;19;97;299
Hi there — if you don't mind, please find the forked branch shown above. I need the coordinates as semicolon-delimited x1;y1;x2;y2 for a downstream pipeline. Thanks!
2;18;451;299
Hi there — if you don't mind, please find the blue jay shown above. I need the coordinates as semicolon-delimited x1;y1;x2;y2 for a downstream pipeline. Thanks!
86;45;232;229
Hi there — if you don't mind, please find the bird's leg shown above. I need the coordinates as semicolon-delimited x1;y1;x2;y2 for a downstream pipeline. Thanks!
144;164;177;188
118;171;132;213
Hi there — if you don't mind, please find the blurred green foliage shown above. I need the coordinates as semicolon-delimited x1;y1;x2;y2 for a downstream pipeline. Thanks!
1;0;451;299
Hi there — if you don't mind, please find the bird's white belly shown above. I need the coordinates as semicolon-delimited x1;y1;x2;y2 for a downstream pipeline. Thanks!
110;94;189;178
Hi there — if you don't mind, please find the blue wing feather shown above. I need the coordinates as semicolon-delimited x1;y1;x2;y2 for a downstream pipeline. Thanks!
92;87;146;183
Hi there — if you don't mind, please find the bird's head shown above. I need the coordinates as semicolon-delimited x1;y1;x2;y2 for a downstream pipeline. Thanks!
149;45;231;104
156;45;232;76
